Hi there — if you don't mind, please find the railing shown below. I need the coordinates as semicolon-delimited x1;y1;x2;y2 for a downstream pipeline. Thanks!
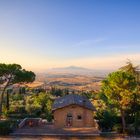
18;118;42;128
18;118;27;128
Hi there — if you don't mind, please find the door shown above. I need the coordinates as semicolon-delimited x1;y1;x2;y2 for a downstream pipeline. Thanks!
66;113;73;127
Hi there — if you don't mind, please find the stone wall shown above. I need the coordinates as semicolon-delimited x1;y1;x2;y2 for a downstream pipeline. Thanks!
53;105;96;128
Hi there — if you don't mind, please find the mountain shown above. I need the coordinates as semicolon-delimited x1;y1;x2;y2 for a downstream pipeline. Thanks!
51;66;91;72
45;66;110;77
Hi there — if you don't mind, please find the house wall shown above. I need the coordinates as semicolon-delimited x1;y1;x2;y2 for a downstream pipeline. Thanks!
53;105;96;128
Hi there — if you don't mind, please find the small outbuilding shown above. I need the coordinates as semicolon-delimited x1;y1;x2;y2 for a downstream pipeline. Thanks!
52;94;97;128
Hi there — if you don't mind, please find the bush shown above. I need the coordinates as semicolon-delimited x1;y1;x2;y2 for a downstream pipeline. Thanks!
46;113;53;122
96;110;118;132
26;105;41;115
7;113;37;119
126;124;140;135
0;119;19;135
0;120;13;135
9;105;26;114
112;124;122;133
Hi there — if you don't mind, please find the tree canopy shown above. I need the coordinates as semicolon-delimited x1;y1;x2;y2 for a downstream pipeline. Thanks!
0;63;35;116
101;71;137;133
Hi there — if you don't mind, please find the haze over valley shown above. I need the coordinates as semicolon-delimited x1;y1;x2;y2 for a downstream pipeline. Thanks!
36;66;107;92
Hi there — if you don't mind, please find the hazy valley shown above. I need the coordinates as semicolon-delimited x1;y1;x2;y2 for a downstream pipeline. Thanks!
36;66;107;92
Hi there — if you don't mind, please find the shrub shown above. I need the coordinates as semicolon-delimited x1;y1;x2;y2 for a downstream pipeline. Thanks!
0;120;13;135
126;124;140;135
112;124;122;133
96;110;117;132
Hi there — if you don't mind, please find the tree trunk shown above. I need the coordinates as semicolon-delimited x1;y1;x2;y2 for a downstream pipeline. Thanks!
0;80;10;117
0;89;6;117
0;94;3;117
6;91;9;111
120;109;126;133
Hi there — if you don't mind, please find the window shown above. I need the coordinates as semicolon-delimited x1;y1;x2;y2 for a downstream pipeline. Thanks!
67;113;72;117
77;115;82;120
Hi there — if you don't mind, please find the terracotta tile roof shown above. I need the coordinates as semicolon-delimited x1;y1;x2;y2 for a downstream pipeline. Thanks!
52;94;96;111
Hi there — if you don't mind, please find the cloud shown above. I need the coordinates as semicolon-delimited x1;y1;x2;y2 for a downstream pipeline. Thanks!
71;38;106;48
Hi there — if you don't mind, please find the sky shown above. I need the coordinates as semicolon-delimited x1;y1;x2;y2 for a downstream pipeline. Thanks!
0;0;140;72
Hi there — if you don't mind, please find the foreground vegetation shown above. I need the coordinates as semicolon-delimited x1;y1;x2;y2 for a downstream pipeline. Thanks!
96;61;140;135
0;61;140;135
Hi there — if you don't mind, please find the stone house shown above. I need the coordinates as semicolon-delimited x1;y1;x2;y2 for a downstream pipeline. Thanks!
52;94;97;128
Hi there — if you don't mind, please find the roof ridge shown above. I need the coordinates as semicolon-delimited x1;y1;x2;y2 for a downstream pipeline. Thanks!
52;94;96;111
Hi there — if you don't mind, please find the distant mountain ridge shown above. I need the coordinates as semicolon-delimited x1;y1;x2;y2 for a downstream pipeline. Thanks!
45;66;111;77
51;66;92;71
